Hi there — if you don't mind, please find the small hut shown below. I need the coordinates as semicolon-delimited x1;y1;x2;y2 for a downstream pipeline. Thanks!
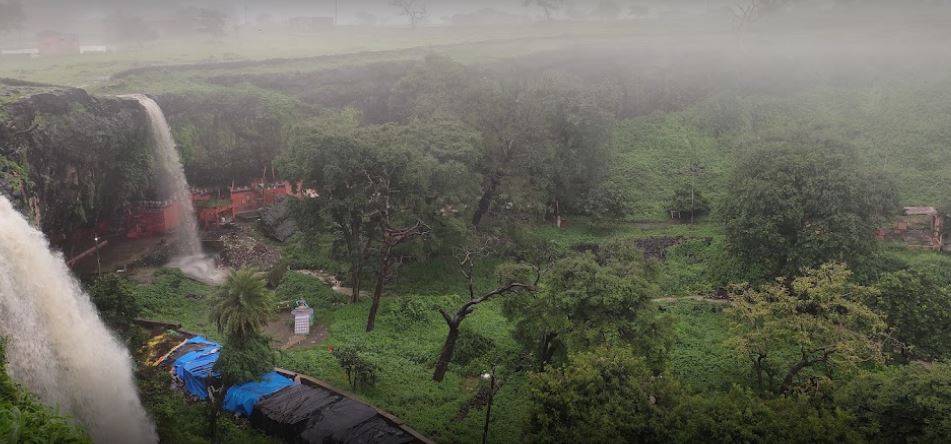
291;300;314;336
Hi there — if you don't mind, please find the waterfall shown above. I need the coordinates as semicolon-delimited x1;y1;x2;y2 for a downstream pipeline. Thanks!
0;196;158;443
123;94;223;284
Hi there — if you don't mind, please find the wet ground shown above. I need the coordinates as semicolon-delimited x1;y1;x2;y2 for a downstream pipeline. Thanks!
71;235;172;281
263;314;329;351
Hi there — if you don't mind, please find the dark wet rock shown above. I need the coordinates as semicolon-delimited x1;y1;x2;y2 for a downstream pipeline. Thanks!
0;85;151;238
635;237;687;260
259;195;298;242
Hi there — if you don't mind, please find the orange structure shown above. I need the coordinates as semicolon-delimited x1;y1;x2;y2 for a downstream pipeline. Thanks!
126;201;184;239
121;181;297;238
230;180;293;218
880;207;944;251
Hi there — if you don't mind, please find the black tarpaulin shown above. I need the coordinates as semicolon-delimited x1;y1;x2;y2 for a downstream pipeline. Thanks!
298;400;378;444
343;416;417;444
250;384;342;441
250;381;426;444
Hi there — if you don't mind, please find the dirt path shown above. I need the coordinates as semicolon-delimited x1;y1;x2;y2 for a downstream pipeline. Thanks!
295;269;369;299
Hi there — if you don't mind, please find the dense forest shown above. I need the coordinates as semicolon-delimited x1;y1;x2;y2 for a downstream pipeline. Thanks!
2;1;951;443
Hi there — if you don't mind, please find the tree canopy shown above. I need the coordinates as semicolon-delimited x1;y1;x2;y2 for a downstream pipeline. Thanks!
870;270;951;360
503;248;670;371
728;263;886;395
722;140;897;278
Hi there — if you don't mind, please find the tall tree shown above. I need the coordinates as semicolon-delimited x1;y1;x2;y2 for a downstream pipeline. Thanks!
280;114;479;312
722;140;897;279
207;268;274;442
523;0;565;21
432;252;537;382
280;112;379;303
535;78;615;227
390;0;428;28
728;263;886;395
365;221;429;332
463;80;552;227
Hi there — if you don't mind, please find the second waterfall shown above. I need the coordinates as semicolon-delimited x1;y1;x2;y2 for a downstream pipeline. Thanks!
122;94;224;283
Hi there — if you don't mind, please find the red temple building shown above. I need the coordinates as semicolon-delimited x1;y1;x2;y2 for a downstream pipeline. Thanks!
126;200;185;239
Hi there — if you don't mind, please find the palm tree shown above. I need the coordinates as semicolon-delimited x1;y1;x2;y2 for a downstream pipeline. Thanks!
210;267;272;339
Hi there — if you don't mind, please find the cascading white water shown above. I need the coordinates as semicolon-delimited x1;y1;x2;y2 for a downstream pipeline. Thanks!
0;195;158;443
122;94;224;284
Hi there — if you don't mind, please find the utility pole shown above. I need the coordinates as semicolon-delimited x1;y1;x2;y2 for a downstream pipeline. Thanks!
334;0;339;26
481;366;497;444
93;235;101;276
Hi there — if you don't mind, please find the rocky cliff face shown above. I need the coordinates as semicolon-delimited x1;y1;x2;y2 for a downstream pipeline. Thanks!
0;81;153;242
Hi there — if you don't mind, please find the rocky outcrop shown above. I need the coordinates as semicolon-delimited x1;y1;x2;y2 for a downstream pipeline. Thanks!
0;81;153;241
259;195;298;242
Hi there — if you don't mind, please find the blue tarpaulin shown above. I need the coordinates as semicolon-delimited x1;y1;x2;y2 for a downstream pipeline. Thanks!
224;372;296;417
172;336;221;400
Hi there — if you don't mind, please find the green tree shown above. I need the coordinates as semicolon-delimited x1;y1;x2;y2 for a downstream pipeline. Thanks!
728;263;886;395
524;345;680;443
503;250;670;371
389;55;474;121
870;271;951;360
332;346;378;391
537;77;615;227
835;362;951;443
210;267;272;340
280;113;479;309
214;335;275;388
208;268;274;441
88;274;141;333
432;253;537;382
463;79;553;226
280;112;379;304
722;141;897;278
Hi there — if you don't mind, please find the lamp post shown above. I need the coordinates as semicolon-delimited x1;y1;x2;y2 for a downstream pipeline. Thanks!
481;367;497;444
93;235;101;276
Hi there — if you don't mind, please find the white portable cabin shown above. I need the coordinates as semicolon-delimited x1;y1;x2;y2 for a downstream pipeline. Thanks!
291;300;315;336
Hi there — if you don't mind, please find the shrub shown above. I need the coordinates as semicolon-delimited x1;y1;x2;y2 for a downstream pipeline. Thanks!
88;274;141;333
275;271;343;308
452;329;495;366
387;295;429;326
332;346;378;391
267;258;290;289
